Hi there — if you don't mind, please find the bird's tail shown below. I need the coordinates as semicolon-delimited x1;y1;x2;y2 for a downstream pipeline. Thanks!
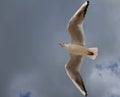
86;47;98;60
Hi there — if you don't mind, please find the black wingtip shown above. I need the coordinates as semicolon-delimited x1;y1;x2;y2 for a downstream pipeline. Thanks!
85;91;88;97
86;1;89;8
83;1;89;18
85;93;88;97
87;1;90;5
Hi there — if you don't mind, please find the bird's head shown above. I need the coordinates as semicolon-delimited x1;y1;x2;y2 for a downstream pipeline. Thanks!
59;43;65;48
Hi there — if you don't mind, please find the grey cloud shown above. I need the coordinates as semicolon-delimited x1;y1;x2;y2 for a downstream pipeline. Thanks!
88;58;120;97
20;92;31;97
0;0;120;97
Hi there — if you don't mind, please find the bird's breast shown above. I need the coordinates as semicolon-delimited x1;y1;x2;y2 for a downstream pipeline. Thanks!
65;44;88;55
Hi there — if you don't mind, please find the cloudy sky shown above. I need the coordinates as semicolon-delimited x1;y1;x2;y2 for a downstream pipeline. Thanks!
0;0;120;97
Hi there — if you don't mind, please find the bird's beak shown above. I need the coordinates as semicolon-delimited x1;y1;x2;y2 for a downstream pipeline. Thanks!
59;43;64;48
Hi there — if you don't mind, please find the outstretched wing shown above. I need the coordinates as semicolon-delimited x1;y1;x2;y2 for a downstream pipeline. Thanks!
67;1;89;46
65;54;87;96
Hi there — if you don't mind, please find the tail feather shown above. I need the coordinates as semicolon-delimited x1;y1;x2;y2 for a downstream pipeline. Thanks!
86;48;98;60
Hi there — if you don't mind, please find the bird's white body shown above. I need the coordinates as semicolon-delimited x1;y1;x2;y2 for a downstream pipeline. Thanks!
63;44;89;55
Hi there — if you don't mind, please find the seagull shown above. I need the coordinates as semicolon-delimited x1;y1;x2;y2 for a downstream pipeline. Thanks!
59;1;98;96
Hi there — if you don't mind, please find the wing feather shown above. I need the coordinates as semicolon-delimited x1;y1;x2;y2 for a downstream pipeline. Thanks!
67;1;89;45
65;54;87;96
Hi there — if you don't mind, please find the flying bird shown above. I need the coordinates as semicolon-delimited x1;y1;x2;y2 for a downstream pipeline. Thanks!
60;1;98;96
